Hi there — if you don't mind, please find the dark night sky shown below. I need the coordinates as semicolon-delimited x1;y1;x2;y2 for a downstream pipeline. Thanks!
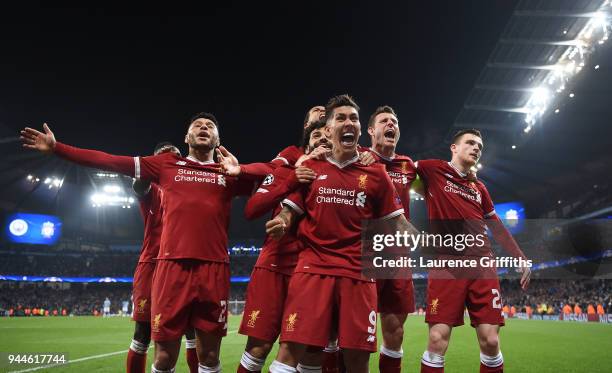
1;1;611;230
0;1;517;160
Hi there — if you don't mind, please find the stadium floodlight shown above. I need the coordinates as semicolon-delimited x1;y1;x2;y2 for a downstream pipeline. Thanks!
90;189;136;208
512;145;517;149
519;6;610;132
95;172;119;178
41;176;64;189
103;184;122;193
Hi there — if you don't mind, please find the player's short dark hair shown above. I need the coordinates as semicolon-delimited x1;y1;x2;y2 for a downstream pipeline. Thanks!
301;119;327;149
452;128;482;144
368;105;398;128
188;112;219;129
154;141;174;154
324;94;360;122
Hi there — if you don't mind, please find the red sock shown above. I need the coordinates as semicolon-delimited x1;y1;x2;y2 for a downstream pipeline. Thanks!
420;362;443;373
322;350;339;373
480;362;503;373
126;349;146;373
186;348;199;373
379;353;401;373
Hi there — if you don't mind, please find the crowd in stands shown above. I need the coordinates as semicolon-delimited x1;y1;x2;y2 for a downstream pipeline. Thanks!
1;279;609;318
0;249;257;277
501;278;610;316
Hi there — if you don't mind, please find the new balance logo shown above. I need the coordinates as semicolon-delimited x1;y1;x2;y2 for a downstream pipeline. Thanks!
176;161;187;166
356;191;367;207
444;173;454;179
317;175;328;180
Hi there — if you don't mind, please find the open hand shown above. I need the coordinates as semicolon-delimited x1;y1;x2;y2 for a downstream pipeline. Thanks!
20;123;56;154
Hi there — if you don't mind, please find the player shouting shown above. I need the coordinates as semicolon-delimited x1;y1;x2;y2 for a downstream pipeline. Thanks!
265;95;419;373
232;120;331;373
21;113;254;373
366;106;417;373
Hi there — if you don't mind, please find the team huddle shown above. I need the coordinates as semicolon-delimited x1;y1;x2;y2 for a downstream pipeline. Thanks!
20;94;531;373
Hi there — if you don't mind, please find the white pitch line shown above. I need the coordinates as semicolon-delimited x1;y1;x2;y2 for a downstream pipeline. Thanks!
8;330;239;373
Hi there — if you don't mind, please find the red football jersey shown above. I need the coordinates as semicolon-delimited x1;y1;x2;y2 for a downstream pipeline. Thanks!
368;148;416;218
243;145;305;275
53;142;253;262
137;183;163;263
416;159;495;256
273;145;303;166
137;153;254;261
283;154;404;281
248;165;303;275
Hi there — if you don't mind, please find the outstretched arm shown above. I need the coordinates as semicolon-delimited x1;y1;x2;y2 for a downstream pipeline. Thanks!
487;214;531;290
21;123;140;178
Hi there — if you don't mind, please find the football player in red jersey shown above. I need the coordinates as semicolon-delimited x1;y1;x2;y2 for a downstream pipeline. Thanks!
366;106;417;373
235;120;331;373
128;142;199;373
416;129;531;373
21;113;254;373
264;95;420;373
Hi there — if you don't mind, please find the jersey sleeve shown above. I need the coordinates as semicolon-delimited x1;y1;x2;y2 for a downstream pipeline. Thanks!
55;142;137;177
240;162;277;179
244;166;300;220
274;145;303;166
282;188;306;216
134;153;174;183
374;167;404;220
414;159;436;182
479;183;496;218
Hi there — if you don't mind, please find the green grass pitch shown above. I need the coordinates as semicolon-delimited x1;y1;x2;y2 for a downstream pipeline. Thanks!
0;315;610;372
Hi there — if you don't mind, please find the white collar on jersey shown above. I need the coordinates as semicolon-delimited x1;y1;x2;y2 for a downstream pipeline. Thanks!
369;147;396;162
447;161;468;178
326;151;360;169
186;155;215;165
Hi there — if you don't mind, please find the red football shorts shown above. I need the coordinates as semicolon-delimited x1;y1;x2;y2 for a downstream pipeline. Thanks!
239;267;291;341
150;259;229;341
132;261;156;322
376;278;415;314
425;278;505;327
280;272;378;352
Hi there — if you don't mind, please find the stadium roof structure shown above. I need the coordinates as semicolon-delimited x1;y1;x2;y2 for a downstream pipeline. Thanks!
410;0;612;215
451;0;610;148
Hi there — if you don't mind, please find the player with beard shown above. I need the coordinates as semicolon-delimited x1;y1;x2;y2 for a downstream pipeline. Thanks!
264;95;420;373
232;120;331;373
127;141;199;373
20;113;254;373
365;106;416;373
415;129;531;373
